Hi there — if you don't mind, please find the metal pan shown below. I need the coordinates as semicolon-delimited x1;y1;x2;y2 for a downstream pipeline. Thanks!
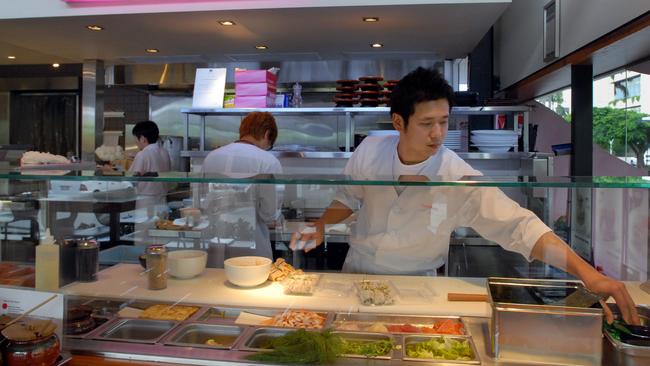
165;324;243;350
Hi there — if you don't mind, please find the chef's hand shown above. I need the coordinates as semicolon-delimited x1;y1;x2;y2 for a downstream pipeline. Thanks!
289;222;324;253
584;272;640;325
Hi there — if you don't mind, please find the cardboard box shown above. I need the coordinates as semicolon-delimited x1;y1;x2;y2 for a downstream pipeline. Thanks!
235;82;277;96
235;94;276;108
235;69;278;84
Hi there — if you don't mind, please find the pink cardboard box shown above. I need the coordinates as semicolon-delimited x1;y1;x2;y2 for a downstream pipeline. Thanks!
235;94;276;108
234;69;278;84
235;82;277;96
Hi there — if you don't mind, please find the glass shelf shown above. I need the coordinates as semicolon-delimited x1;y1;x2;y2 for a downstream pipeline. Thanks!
2;169;650;188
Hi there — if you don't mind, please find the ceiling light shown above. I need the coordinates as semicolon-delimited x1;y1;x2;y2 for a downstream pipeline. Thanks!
86;25;104;31
371;43;383;48
7;56;16;60
145;48;159;53
52;63;60;68
363;17;379;22
255;45;268;50
218;20;235;26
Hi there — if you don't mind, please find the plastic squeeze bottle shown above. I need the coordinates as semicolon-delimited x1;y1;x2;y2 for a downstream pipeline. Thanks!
35;228;60;291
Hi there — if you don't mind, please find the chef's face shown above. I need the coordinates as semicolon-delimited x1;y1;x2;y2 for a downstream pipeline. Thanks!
393;99;449;163
135;135;148;151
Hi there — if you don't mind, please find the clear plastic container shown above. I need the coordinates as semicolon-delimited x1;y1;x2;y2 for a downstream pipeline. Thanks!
282;274;320;296
355;280;398;306
314;277;354;298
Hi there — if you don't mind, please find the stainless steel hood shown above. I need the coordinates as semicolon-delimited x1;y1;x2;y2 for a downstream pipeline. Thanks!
107;59;444;88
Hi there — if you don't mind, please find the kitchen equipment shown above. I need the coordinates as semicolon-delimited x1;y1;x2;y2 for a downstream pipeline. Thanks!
224;256;271;287
487;277;602;366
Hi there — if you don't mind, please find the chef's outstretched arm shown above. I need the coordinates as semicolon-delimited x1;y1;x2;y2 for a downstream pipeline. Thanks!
289;200;353;251
530;231;640;325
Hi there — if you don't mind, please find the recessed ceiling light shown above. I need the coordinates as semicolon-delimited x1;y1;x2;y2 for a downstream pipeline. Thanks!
370;43;383;48
218;20;235;26
52;63;60;68
363;17;379;22
145;48;159;53
86;25;104;31
7;56;16;60
255;45;268;50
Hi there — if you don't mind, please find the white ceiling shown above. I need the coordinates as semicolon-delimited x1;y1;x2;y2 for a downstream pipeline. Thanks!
0;3;510;66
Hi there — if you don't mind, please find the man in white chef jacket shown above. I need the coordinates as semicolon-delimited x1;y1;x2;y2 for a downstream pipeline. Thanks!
291;67;639;325
202;112;283;260
129;120;172;244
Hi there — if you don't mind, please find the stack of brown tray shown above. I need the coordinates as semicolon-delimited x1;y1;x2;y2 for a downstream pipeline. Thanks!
357;76;383;107
334;80;358;107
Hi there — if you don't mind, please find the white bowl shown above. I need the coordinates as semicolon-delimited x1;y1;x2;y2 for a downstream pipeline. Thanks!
224;256;272;287
167;250;207;279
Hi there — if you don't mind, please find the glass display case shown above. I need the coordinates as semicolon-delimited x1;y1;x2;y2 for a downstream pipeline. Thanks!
0;170;648;366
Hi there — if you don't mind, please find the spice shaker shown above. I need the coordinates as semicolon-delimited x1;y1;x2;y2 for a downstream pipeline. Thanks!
60;238;78;284
146;244;167;290
76;239;99;282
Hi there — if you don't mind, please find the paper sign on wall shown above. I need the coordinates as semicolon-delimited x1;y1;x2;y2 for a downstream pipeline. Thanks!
192;68;227;109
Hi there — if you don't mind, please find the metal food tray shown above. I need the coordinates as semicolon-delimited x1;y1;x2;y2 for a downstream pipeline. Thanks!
164;323;243;350
94;318;178;343
487;277;602;366
334;331;394;360
240;327;293;351
197;306;278;322
603;304;650;366
332;313;467;335
402;335;480;364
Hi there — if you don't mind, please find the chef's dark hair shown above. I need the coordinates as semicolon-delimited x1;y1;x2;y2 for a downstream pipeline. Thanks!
132;120;160;144
240;112;278;145
390;67;454;128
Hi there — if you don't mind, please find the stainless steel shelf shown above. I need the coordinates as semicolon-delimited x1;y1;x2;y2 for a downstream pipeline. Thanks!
182;150;550;160
180;106;531;116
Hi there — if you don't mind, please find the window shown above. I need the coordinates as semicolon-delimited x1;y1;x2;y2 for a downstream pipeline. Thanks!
613;75;640;100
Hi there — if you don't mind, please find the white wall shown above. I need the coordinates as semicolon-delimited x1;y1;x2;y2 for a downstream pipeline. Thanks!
495;0;650;89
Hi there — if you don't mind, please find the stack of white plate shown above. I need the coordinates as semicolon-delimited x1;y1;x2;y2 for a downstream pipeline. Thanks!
470;130;517;152
444;130;462;151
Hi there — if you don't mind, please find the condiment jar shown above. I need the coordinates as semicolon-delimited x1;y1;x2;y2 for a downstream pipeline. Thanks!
146;244;168;290
59;238;78;284
76;239;99;282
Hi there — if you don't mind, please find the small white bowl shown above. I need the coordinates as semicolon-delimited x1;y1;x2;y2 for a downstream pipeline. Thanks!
167;250;207;279
224;256;272;287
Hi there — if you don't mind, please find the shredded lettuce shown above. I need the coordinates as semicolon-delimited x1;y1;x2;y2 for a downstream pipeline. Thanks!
405;336;474;361
340;338;394;357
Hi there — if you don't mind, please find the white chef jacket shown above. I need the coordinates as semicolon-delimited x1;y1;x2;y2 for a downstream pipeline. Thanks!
129;142;172;197
202;142;283;259
335;135;551;275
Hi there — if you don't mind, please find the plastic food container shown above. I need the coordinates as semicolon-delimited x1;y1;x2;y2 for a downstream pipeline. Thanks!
282;274;320;296
355;280;397;306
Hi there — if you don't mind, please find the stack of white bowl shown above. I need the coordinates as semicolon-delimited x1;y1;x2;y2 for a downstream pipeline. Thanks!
470;130;518;152
444;130;462;151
